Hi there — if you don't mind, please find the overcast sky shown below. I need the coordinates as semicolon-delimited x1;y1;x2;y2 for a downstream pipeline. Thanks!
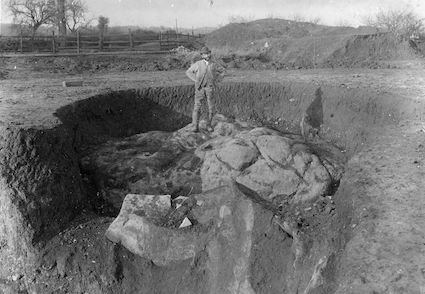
1;0;425;28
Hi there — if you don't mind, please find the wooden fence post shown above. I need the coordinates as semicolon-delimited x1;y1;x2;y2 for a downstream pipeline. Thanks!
52;31;56;53
99;31;104;51
128;29;134;49
159;32;162;50
163;32;168;51
77;31;80;54
19;30;23;53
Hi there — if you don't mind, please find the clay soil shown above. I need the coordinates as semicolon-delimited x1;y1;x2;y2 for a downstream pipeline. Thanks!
0;54;425;293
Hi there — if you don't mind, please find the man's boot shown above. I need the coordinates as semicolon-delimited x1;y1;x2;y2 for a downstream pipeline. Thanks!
191;109;199;132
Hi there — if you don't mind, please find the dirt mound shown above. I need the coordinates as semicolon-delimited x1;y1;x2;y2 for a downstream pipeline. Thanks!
206;18;375;48
0;53;195;76
206;18;424;69
325;33;423;68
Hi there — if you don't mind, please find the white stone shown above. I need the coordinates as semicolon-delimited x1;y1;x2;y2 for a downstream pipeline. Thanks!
256;135;293;165
179;217;192;228
236;159;300;199
215;139;258;171
174;196;189;209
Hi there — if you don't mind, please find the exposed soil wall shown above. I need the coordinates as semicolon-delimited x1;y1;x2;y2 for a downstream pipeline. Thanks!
0;125;86;277
55;91;192;149
55;81;417;155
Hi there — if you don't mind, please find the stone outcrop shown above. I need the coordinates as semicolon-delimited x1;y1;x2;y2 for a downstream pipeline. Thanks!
86;115;344;213
101;116;345;293
80;126;210;211
106;183;259;294
198;124;343;205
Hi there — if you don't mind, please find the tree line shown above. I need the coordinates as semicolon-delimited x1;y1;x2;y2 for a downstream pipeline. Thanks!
365;9;424;40
6;1;425;42
7;0;109;39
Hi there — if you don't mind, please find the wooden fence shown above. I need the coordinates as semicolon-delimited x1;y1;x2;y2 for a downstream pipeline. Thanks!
0;30;203;54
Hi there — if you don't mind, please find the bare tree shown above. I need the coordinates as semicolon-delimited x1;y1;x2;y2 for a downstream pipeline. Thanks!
97;15;109;36
8;0;56;39
55;0;66;36
365;9;424;40
65;0;91;33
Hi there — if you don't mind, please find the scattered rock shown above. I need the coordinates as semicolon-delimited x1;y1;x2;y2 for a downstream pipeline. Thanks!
292;154;331;203
236;159;300;200
173;196;189;209
179;217;192;228
215;139;258;170
200;150;240;191
106;183;265;293
105;193;202;266
11;274;22;281
212;121;242;136
256;135;292;165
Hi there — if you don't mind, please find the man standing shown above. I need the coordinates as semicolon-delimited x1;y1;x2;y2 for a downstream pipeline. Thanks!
186;46;225;132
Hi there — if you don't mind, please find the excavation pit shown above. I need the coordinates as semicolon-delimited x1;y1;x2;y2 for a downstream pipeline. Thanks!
1;80;420;293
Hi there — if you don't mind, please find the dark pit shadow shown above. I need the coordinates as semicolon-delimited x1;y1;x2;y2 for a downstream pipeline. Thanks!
305;87;324;129
54;89;191;150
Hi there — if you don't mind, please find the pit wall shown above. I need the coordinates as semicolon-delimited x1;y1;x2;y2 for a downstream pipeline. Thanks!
0;126;86;277
56;81;422;154
54;91;192;149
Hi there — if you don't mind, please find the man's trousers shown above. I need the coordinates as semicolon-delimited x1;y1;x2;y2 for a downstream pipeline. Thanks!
192;86;214;129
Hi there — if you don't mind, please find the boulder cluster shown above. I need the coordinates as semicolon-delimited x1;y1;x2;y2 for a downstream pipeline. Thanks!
81;115;344;293
82;115;343;213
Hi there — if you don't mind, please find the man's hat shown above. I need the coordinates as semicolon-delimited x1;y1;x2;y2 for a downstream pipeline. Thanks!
200;46;211;54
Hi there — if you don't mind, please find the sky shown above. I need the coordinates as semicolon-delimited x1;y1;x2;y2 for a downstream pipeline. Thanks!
1;0;425;29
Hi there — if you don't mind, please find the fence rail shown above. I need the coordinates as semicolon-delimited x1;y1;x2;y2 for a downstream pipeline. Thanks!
0;30;203;54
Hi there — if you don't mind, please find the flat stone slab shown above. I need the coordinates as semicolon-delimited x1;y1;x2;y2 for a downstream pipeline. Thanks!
106;193;208;266
106;183;259;293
